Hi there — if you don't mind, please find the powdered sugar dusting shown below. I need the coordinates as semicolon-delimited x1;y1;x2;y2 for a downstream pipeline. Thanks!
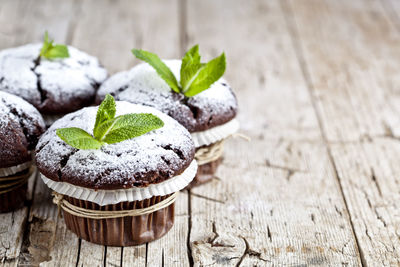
35;102;195;190
0;43;108;114
0;91;45;167
96;60;237;132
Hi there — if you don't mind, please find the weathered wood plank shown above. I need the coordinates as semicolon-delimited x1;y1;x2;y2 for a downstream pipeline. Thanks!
0;0;77;49
1;260;18;267
77;241;105;267
19;181;60;266
121;245;146;267
39;220;80;267
146;194;190;267
70;0;181;74
105;246;122;267
0;208;28;260
285;0;400;265
330;140;400;265
285;0;400;143
0;0;34;49
185;0;361;265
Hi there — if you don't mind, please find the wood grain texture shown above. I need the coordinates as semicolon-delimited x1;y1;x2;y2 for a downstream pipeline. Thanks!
185;0;360;266
39;221;80;267
70;0;181;74
285;0;400;265
78;241;105;267
0;208;27;260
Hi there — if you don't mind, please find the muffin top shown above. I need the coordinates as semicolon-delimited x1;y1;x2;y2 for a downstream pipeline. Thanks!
96;60;238;133
0;43;108;115
35;102;195;190
0;91;45;168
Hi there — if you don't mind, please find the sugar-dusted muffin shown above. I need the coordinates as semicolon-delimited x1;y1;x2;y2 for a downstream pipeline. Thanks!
0;41;108;126
0;91;45;212
96;58;239;188
35;98;197;246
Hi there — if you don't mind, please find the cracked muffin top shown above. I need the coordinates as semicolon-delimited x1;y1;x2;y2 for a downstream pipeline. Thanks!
35;101;195;190
0;91;45;168
96;60;238;133
0;43;108;115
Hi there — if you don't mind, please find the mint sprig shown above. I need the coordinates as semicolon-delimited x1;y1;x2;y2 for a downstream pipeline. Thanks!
93;94;116;139
56;94;164;150
40;31;69;59
132;49;180;93
131;45;226;97
57;128;103;150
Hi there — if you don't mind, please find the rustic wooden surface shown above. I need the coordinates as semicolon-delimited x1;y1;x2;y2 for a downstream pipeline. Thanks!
0;0;399;266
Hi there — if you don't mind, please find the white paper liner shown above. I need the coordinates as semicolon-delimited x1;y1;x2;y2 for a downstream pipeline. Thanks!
191;119;240;147
0;161;32;177
41;161;198;206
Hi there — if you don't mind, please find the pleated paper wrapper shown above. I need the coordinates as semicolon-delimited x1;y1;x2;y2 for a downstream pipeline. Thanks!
191;119;240;148
0;165;36;212
41;161;198;206
0;161;32;177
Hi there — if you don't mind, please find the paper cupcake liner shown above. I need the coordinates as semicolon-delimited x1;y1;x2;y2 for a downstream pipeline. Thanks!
0;165;35;213
191;119;240;148
0;161;32;178
41;161;198;206
62;194;174;246
0;182;28;213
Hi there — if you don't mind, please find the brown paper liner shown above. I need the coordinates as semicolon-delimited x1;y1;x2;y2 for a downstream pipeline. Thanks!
0;168;29;213
63;194;175;246
186;157;223;189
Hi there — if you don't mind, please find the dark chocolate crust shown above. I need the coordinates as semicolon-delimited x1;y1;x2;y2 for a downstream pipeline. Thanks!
35;102;195;190
0;43;108;115
96;60;238;133
0;91;45;168
63;194;174;246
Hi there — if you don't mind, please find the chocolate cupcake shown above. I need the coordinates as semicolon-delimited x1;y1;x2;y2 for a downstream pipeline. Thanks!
0;33;108;126
96;47;238;188
0;91;45;212
35;96;197;246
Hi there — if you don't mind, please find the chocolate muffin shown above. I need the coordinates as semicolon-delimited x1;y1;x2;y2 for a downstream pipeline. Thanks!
96;60;239;187
0;91;45;212
0;43;108;125
36;101;197;246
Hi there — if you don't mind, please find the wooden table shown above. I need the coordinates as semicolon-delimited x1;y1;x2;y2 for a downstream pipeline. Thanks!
1;0;400;266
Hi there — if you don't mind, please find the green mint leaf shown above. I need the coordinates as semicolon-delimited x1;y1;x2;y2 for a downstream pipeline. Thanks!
56;95;164;150
40;31;52;57
56;127;102;150
183;52;226;97
40;31;69;59
99;113;164;144
93;94;116;140
132;49;180;93
180;44;202;92
43;44;69;58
